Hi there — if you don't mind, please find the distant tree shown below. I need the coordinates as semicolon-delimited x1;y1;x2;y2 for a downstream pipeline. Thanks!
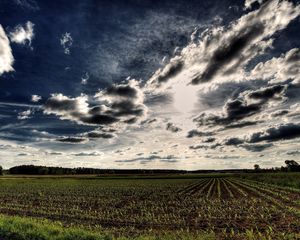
254;164;261;171
285;160;300;172
0;166;3;175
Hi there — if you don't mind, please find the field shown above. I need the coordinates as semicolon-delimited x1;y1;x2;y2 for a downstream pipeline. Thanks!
0;174;299;239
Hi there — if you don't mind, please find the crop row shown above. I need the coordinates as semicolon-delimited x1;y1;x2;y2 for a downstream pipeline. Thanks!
0;177;299;235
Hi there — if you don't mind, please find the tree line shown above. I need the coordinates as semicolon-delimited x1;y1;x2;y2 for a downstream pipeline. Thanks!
254;160;300;172
5;165;186;175
0;160;299;176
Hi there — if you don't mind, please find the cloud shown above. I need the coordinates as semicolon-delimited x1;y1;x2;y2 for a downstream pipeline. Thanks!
0;25;14;75
17;109;32;120
9;21;34;47
240;143;273;152
148;56;184;87
189;143;221;150
83;130;116;139
204;154;240;160
44;80;147;131
270;109;289;118
222;120;260;130
223;137;244;146
286;150;300;156
72;151;102;156
46;151;63;156
194;84;287;126
81;72;89;85
115;154;178;163
246;123;300;143
186;130;214;138
202;137;216;143
60;32;73;55
250;48;300;85
166;122;182;133
31;95;42;102
57;137;88;144
17;153;31;156
244;0;264;10
223;123;300;149
147;0;300;87
44;94;118;125
94;80;147;124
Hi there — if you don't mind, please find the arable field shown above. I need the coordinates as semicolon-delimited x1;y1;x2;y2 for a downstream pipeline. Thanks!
0;175;299;239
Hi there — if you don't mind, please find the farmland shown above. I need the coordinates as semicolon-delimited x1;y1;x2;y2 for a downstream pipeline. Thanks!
0;174;299;239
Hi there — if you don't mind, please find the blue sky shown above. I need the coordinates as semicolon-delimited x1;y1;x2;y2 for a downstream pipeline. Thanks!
0;0;300;169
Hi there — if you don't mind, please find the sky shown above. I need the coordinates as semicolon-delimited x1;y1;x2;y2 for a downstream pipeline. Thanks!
0;0;300;170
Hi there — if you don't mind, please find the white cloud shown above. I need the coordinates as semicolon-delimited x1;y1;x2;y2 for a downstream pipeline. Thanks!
81;72;89;85
60;32;73;55
9;21;35;47
0;25;14;75
249;48;300;84
31;94;42;102
17;109;32;120
244;0;264;10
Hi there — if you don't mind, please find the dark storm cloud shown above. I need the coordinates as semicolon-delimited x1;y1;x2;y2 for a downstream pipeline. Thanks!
107;101;144;117
141;118;157;125
194;84;287;127
221;123;300;151
57;137;87;143
191;23;264;84
271;110;289;117
47;152;63;156
220;137;273;152
240;143;273;152
44;94;85;113
247;123;300;143
84;131;115;139
105;84;138;98
246;84;286;100
202;137;216;143
44;80;147;129
222;98;260;120
223;137;244;146
186;130;214;138
44;94;119;125
189;143;221;150
149;57;184;86
166;122;182;133
17;153;30;156
81;114;119;125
